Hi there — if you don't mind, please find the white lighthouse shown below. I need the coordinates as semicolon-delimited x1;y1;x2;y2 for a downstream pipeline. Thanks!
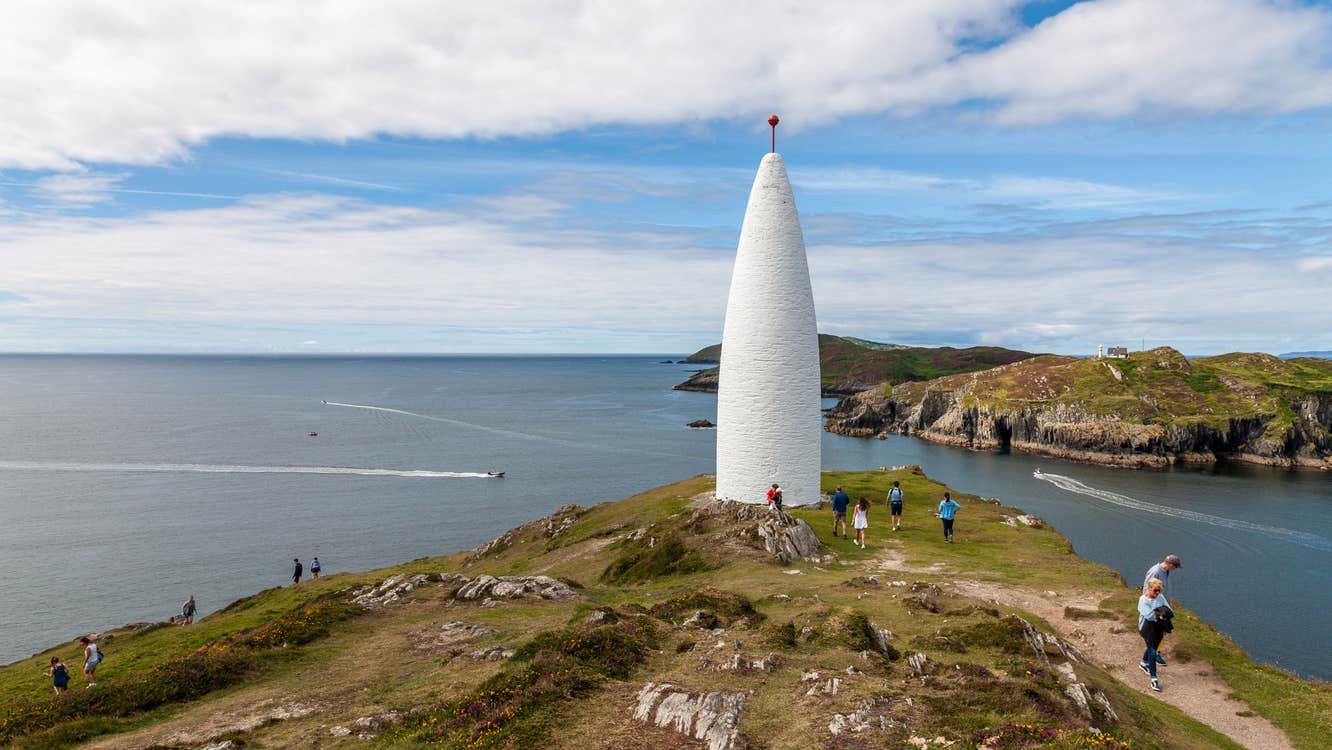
715;124;821;506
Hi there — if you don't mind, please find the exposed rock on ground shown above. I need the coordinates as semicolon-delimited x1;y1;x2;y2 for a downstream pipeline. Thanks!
349;573;433;608
455;574;578;601
633;683;749;750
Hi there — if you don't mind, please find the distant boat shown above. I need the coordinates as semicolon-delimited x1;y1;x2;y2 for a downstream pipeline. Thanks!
487;471;505;478
1033;468;1042;477
308;432;318;437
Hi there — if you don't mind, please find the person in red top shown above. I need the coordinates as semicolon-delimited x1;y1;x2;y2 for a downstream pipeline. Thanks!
766;483;778;508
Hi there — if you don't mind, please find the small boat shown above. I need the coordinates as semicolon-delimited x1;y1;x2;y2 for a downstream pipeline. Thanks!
1033;468;1042;477
486;471;505;478
308;432;318;437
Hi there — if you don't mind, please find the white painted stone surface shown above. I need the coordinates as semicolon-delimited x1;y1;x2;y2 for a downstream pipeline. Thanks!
716;153;821;505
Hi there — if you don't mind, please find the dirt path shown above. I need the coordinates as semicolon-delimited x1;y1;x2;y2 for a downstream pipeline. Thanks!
947;579;1293;750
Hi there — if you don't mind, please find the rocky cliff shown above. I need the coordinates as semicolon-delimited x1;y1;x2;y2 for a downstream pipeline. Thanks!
825;348;1332;469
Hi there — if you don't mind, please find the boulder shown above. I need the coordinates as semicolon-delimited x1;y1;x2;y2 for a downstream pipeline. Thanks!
454;575;577;601
633;683;749;750
349;573;433;608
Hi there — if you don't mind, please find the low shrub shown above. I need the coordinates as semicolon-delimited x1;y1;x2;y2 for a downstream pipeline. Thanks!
649;588;761;626
409;618;660;748
939;617;1032;655
0;598;362;745
600;535;711;584
971;723;1130;749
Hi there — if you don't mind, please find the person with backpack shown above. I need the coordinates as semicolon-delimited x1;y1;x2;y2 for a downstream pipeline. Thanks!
292;558;303;585
180;595;196;625
831;486;850;538
936;492;961;543
46;656;70;694
80;636;102;687
887;481;904;531
310;557;322;579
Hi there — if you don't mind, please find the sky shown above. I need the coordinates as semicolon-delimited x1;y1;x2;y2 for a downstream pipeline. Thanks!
1;0;1331;356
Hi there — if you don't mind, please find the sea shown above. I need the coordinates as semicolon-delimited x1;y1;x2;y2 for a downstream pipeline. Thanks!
0;355;1328;680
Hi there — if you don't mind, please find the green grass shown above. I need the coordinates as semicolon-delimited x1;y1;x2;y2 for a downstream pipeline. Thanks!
2;470;1324;750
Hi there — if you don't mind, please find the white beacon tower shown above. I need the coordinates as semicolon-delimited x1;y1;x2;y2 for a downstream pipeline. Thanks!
715;116;822;506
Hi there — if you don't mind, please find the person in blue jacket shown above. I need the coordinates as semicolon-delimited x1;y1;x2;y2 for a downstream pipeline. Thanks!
831;486;850;539
936;492;961;543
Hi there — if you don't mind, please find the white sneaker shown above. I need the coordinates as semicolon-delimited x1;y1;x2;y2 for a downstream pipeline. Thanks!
1150;679;1162;692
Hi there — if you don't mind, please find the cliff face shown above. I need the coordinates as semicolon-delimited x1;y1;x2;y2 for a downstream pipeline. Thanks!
825;349;1332;469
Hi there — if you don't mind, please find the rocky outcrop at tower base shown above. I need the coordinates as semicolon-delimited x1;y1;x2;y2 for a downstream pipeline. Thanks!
825;350;1332;470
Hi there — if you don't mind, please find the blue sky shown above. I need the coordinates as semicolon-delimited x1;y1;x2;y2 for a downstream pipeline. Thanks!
2;1;1331;355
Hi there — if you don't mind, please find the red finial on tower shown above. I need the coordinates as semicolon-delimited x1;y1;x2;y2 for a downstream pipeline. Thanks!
767;114;779;153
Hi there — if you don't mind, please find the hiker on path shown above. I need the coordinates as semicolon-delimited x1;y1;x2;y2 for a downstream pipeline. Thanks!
1138;577;1173;692
80;636;102;687
852;497;870;549
310;557;322;579
831;486;850;538
936;492;961;543
180;595;196;625
46;657;70;694
1142;554;1182;665
887;481;904;531
292;558;303;585
767;483;784;512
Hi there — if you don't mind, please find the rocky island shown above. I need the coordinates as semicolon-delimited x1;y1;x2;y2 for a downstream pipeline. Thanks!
826;347;1332;469
2;469;1324;749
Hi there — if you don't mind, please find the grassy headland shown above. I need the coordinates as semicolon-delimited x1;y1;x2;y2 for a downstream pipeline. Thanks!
677;335;1036;395
827;348;1332;468
1;470;1325;749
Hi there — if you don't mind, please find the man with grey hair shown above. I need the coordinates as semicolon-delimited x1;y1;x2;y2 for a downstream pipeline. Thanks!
1142;554;1182;666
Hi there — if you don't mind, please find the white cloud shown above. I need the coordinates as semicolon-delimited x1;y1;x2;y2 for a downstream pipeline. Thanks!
31;172;127;206
0;191;1327;354
3;1;1332;169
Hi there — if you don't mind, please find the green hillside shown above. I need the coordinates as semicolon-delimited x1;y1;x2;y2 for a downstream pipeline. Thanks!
681;335;1036;394
2;470;1324;749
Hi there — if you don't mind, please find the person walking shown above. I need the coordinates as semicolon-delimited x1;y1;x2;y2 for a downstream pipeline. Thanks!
46;656;70;695
1138;577;1172;692
180;595;196;625
887;481;904;531
292;558;303;585
852;497;870;549
1142;554;1182;665
310;557;322;579
80;636;102;688
831;486;850;538
937;492;961;543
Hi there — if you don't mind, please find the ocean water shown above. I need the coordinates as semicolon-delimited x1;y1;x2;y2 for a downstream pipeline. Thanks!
0;355;1328;680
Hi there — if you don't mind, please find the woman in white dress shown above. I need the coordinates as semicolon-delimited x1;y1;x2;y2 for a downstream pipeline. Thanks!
852;497;870;549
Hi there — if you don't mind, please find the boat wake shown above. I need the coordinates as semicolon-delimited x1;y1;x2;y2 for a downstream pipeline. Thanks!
0;460;496;479
1034;472;1332;552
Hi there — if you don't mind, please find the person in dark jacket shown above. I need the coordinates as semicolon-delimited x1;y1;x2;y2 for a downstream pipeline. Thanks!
292;558;303;584
181;595;196;625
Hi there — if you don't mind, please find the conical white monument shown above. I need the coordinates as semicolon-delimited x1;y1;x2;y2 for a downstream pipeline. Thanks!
715;118;821;506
